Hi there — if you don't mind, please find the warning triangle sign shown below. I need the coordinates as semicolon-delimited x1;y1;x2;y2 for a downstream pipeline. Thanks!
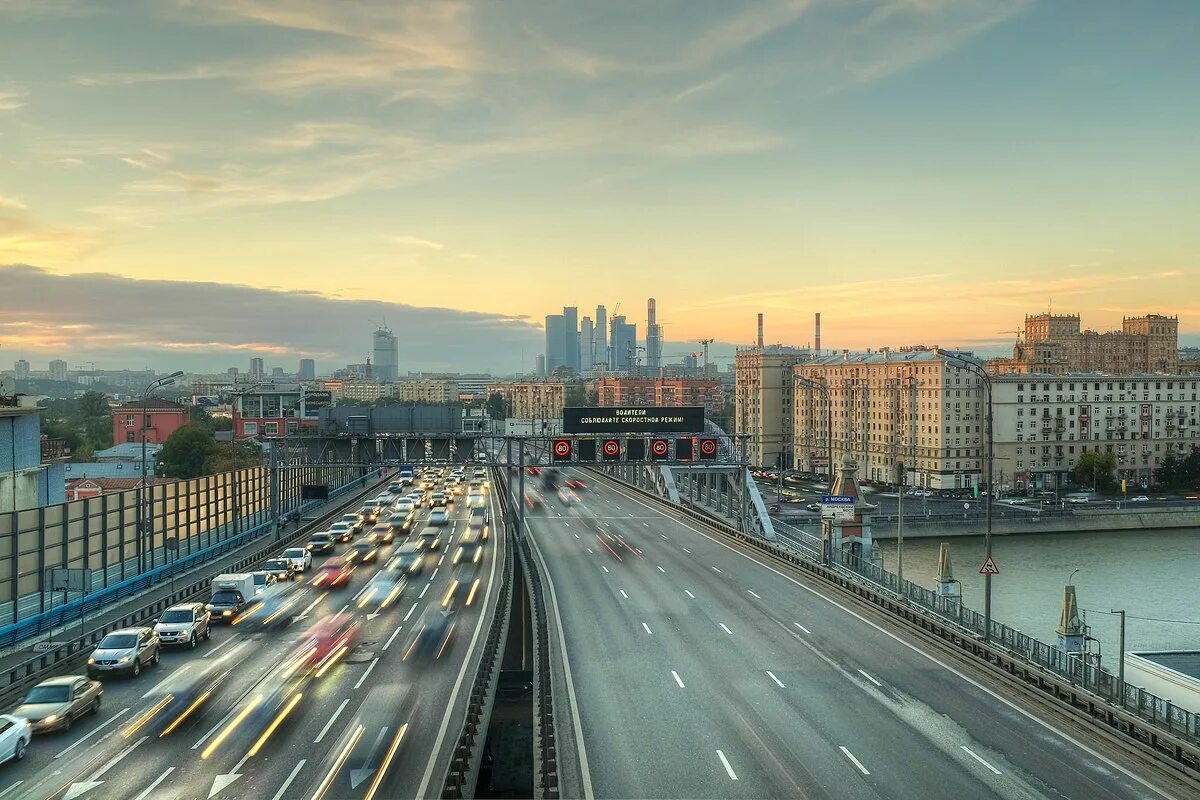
979;555;1000;575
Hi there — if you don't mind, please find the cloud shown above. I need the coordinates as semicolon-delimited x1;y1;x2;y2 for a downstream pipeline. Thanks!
0;209;95;261
390;235;444;250
0;195;28;210
0;264;541;373
0;90;27;110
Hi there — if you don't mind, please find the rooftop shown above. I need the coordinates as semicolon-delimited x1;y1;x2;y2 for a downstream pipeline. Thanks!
1132;651;1200;681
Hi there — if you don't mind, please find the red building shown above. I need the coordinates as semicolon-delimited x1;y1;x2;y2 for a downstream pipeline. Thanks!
232;384;329;439
65;476;169;501
112;399;189;445
597;377;723;413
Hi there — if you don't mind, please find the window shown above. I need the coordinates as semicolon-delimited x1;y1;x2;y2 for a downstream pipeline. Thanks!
263;421;279;435
243;422;258;435
125;414;135;427
126;431;136;443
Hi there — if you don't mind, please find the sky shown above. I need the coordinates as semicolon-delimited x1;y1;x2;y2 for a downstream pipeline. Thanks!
1;0;1198;373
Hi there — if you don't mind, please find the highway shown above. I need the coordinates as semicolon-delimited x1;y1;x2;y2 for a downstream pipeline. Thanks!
524;469;1177;800
0;482;503;800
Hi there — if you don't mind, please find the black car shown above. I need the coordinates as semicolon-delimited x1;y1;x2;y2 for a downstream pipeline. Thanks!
206;589;246;623
262;557;294;581
307;532;336;555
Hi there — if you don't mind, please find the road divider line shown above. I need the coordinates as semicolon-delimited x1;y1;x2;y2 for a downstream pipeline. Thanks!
960;745;1002;774
656;566;666;573
314;698;350;743
586;547;594;554
418;584;430;599
271;760;307;800
684;589;695;599
54;707;130;759
601;566;610;573
438;555;445;566
573;533;580;539
403;602;419;622
383;625;403;651
337;604;350;615
719;623;733;635
642;622;653;635
766;670;786;688
0;782;22;799
716;749;738;780
354;657;380;689
794;622;811;634
430;567;439;581
682;547;691;554
711;566;722;573
203;634;238;658
839;746;870;775
857;669;883;687
619;589;628;599
747;590;761;599
672;671;685;688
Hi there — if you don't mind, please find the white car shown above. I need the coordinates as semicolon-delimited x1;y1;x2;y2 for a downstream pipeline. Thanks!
1065;496;1091;504
281;547;312;572
0;714;32;763
393;498;416;515
1130;495;1150;503
428;508;450;526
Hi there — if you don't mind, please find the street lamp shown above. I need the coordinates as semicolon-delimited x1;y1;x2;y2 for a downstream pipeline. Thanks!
139;370;184;573
935;349;994;642
795;375;833;487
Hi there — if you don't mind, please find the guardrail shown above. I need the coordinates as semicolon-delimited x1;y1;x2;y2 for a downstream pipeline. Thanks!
520;498;561;798
442;471;515;799
0;474;389;711
591;468;1200;787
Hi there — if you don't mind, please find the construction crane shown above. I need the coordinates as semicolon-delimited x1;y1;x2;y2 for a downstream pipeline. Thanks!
697;338;715;377
997;328;1025;342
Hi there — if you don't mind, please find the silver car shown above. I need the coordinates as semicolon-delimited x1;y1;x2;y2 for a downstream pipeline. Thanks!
154;603;211;649
12;676;102;733
87;627;160;678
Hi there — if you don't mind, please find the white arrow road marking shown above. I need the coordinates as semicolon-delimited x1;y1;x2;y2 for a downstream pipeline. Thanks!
366;611;381;621
64;736;147;799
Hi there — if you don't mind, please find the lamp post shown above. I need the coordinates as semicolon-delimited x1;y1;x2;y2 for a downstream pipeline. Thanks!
139;370;184;574
795;376;833;488
936;350;994;642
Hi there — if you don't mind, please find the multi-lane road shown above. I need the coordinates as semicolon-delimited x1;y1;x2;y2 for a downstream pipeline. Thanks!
0;484;503;800
524;469;1178;800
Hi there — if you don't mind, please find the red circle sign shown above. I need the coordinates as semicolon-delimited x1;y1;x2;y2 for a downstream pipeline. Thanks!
700;439;717;455
603;439;620;455
554;440;570;456
652;440;668;456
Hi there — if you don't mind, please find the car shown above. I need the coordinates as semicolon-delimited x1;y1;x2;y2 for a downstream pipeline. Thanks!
393;542;427;575
467;507;489;540
401;606;457;661
262;557;295;581
154;602;211;648
347;540;380;564
368;522;395;544
338;513;363;533
251;571;277;595
417;527;443;551
12;677;102;734
407;491;425;509
1003;497;1031;505
0;714;32;762
206;587;248;622
1129;495;1150;502
87;627;160;678
557;487;580;506
307;534;336;554
328;522;355;543
387;481;405;494
393;498;416;515
524;490;544;510
301;612;362;676
282;546;313;571
427;508;450;526
451;534;484;569
564;478;587;490
1065;496;1091;504
430;492;449;507
313;556;354;588
467;491;486;509
805;503;821;512
387;511;415;535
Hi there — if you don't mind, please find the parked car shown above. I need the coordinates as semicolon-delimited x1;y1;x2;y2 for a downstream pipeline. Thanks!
154;602;211;648
0;714;32;761
12;677;102;733
87;628;160;678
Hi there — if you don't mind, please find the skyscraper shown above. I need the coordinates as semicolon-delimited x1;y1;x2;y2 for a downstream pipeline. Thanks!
562;306;579;373
580;316;594;369
298;358;316;380
535;353;546;377
49;360;68;382
610;316;637;373
645;298;662;374
372;327;399;381
13;360;30;382
250;358;264;380
545;314;567;371
595;305;608;371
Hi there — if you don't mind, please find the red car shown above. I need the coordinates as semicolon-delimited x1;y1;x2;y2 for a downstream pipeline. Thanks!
527;467;541;476
312;556;354;588
299;613;361;677
565;478;587;490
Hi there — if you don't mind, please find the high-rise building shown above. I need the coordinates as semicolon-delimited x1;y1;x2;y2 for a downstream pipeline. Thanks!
250;358;265;380
595;305;608;370
735;345;807;469
609;316;637;373
487;381;567;420
535;353;546;377
13;360;30;382
49;360;68;382
645;298;662;374
271;367;286;379
989;312;1180;374
545;314;567;371
580;316;594;369
227;367;239;380
562;306;580;373
372;327;399;382
298;358;316;380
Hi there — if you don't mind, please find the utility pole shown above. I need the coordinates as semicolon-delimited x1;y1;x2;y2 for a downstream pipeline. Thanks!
1113;608;1127;689
896;459;905;590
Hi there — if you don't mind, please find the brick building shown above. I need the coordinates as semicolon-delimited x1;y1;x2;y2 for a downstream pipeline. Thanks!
112;399;189;445
596;377;722;412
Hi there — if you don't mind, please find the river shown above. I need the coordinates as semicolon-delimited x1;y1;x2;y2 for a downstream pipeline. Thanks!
872;527;1200;669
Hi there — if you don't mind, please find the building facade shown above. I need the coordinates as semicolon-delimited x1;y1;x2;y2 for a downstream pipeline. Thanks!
372;328;399;382
298;358;316;380
989;313;1180;375
1;402;67;512
992;374;1200;491
13;360;30;382
594;305;608;371
336;381;385;404
597;377;722;413
487;381;566;420
49;360;68;382
250;358;265;380
563;306;580;373
545;314;567;373
792;349;980;489
111;399;189;445
609;316;637;373
395;379;454;405
231;384;327;438
735;345;807;470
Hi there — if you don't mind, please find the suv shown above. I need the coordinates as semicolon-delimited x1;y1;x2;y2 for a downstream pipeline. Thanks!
87;627;160;678
154;603;211;649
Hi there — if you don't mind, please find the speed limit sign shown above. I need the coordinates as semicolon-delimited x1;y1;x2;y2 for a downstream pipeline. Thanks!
699;438;718;460
651;438;670;458
552;439;572;462
601;438;621;461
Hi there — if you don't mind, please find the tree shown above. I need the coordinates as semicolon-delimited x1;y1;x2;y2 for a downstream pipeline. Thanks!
78;391;110;419
158;423;217;479
206;441;264;473
1155;453;1184;489
485;392;507;421
564;384;587;407
1072;451;1116;492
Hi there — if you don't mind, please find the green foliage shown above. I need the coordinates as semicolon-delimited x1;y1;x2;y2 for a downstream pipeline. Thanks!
564;384;586;407
37;390;113;460
1072;450;1116;491
158;423;217;479
206;441;263;473
485;392;507;420
1155;446;1200;490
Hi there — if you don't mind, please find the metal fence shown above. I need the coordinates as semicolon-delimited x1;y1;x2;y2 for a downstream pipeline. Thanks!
0;461;359;633
771;519;1200;744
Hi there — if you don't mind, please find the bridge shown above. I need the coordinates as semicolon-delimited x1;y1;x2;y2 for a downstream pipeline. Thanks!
0;432;1195;799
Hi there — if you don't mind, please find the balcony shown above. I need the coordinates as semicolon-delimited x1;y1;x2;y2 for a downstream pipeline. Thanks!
40;436;68;461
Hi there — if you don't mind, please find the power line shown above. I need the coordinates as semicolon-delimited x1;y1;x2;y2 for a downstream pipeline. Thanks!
1083;609;1200;626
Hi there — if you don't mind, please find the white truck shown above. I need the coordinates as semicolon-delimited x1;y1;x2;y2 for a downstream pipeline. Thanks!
211;573;256;600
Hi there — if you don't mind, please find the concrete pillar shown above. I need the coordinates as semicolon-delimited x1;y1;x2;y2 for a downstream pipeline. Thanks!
935;542;959;599
1057;584;1086;654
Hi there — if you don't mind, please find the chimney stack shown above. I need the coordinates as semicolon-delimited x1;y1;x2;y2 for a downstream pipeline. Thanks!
757;313;764;348
814;312;821;355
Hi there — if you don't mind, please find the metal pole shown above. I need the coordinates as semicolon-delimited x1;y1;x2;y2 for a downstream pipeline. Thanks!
1114;608;1126;689
517;442;526;541
140;385;149;574
897;460;904;590
983;369;993;642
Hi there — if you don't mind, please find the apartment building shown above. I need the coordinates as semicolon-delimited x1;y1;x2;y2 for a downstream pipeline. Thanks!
735;346;808;469
792;348;983;490
993;374;1200;491
989;313;1180;374
394;379;454;405
487;381;566;420
337;381;385;404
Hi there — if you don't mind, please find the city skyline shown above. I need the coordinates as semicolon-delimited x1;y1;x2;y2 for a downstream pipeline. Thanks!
2;1;1198;361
